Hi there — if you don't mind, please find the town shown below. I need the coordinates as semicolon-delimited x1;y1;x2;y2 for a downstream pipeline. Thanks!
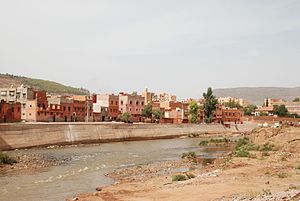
1;84;300;125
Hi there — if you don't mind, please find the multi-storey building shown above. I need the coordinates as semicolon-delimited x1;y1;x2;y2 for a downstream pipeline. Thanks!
119;92;144;122
0;85;34;121
93;94;119;121
0;100;21;123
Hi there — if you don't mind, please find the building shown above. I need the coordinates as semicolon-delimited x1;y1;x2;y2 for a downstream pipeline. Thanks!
214;105;243;124
142;88;154;105
264;98;300;115
119;92;145;122
0;100;21;123
93;94;119;121
0;85;34;121
218;96;250;107
152;92;177;102
160;101;189;124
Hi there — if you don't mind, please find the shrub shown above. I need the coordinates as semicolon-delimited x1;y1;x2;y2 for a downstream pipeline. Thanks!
210;138;231;144
0;152;17;165
235;149;250;157
277;172;289;179
172;174;188;182
202;158;215;166
181;151;197;160
235;137;250;149
199;140;209;146
262;151;270;157
296;165;300;170
185;173;196;179
260;142;276;152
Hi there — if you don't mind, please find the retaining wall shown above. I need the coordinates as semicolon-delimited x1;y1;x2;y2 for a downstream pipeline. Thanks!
0;123;256;150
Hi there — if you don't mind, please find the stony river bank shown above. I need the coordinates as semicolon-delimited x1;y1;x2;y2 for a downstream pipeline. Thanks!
67;127;300;201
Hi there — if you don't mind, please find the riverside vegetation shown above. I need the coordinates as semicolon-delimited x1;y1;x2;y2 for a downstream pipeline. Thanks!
0;151;17;165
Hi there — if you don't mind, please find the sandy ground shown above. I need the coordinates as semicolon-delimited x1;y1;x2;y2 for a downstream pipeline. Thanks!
67;126;300;201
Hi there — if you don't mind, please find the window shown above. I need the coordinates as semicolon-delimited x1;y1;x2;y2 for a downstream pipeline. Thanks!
52;105;55;109
29;113;31;116
142;102;144;106
111;101;113;104
129;108;132;111
121;101;123;105
18;107;20;112
136;101;139;105
38;104;41;108
30;105;32;108
38;112;40;115
115;101;118;105
130;101;132;105
63;106;66;111
12;107;14;112
68;107;71;111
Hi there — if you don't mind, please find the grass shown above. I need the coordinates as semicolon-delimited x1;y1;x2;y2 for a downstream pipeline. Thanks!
235;149;250;157
181;151;197;160
0;151;17;165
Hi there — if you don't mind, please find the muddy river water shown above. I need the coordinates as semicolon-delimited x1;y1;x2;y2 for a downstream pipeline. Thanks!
0;137;232;201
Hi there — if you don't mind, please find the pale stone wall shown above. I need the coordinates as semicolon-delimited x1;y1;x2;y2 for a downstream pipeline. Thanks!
0;123;257;150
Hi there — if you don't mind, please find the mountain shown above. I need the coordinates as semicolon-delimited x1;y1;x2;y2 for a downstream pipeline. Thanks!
214;87;300;105
0;73;89;95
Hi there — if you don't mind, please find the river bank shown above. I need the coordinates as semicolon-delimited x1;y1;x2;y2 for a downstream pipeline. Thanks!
68;127;300;201
0;122;256;150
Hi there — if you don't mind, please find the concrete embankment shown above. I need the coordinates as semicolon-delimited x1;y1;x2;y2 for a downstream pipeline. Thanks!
0;123;257;150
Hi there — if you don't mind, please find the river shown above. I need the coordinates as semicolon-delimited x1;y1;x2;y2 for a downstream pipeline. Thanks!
0;137;233;201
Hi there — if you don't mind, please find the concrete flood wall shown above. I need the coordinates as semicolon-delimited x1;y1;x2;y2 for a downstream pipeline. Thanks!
0;123;256;151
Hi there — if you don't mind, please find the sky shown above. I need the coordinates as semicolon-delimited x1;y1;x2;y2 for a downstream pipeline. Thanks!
0;0;300;99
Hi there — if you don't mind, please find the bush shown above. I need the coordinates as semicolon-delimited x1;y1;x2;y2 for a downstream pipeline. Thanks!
262;151;270;157
186;173;196;179
210;138;231;144
0;152;17;165
181;151;197;160
202;158;215;166
235;149;250;157
172;174;188;182
199;140;209;146
260;142;276;152
236;137;250;149
277;172;289;179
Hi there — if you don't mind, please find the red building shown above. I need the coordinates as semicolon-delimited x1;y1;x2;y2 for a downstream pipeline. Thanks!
0;100;21;123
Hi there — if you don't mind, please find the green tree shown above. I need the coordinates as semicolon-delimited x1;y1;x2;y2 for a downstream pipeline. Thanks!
203;87;218;123
142;104;153;119
293;98;300;102
188;100;199;123
119;112;132;123
224;100;242;109
243;104;257;116
273;105;288;117
152;110;163;123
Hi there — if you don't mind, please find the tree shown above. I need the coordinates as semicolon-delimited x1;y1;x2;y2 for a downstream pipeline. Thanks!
224;100;242;109
273;105;288;117
188;100;199;123
152;110;163;123
119;112;132;123
203;87;218;123
293;98;300;102
142;104;153;119
243;104;257;116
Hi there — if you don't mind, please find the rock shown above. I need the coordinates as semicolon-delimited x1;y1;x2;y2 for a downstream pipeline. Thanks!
96;187;103;191
72;197;79;201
